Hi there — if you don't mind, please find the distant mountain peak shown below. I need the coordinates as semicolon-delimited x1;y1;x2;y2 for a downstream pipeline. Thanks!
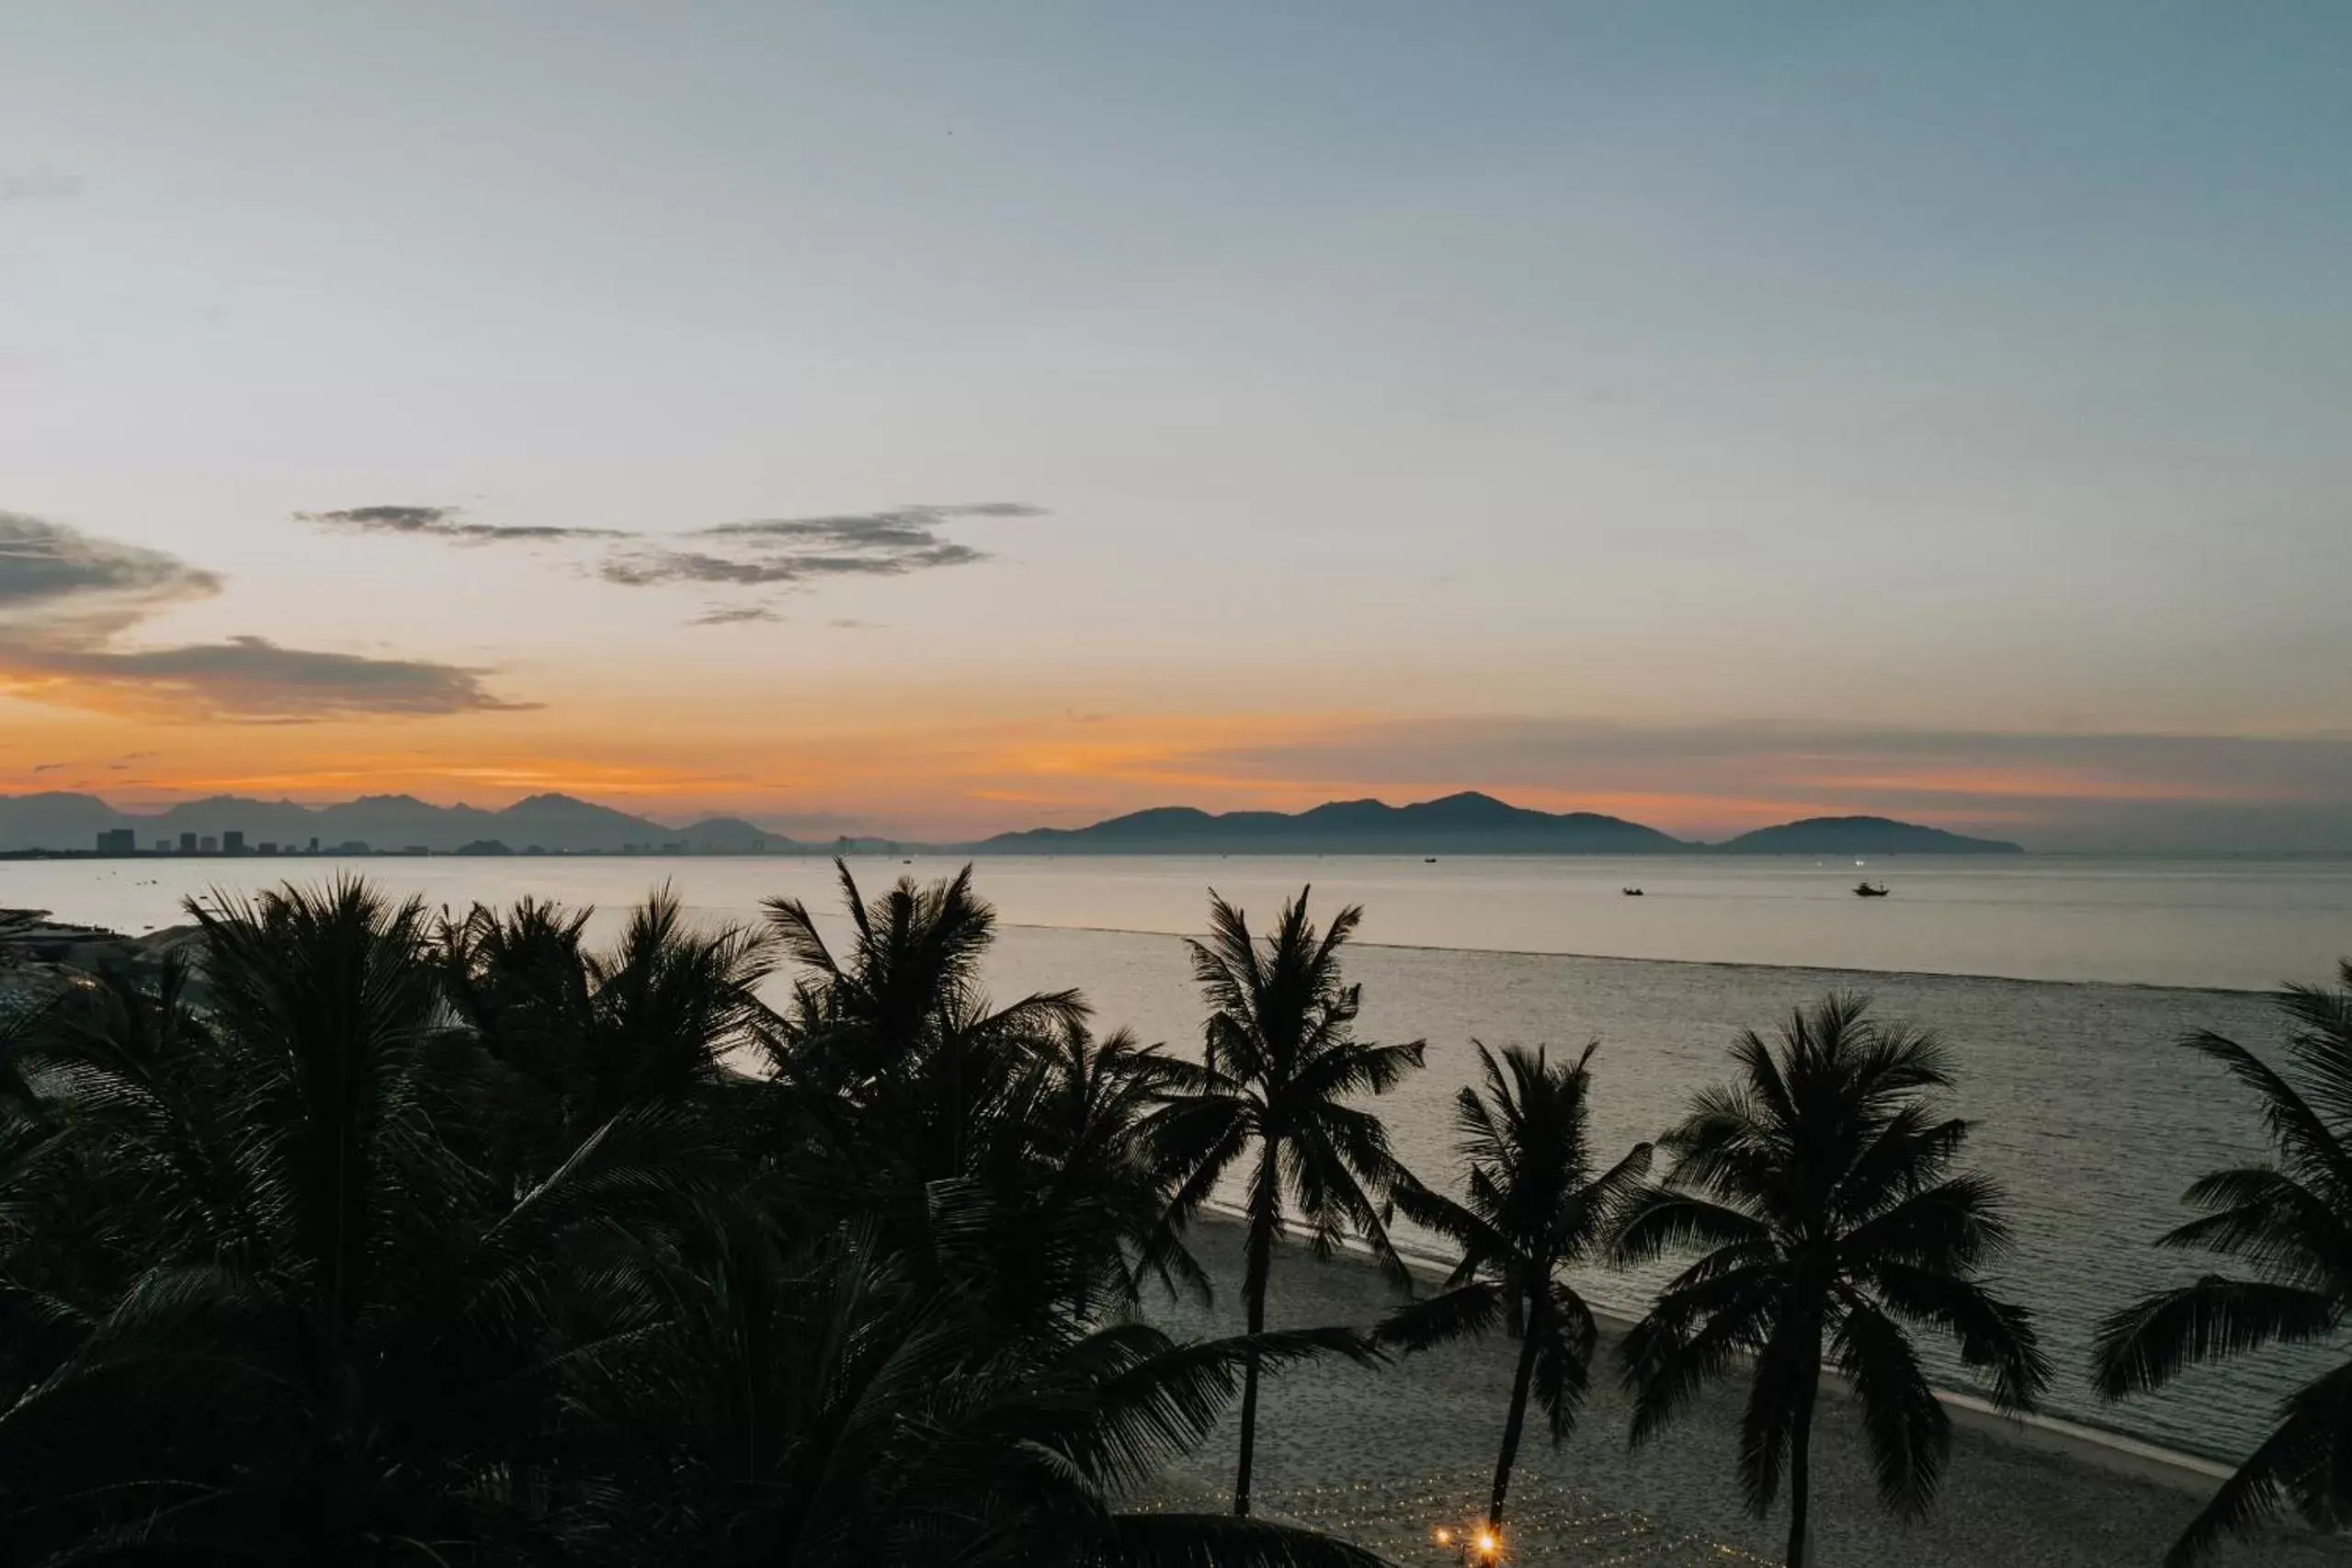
1718;817;2022;855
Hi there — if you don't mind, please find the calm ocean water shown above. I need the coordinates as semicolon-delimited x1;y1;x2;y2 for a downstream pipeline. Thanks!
8;852;2351;1461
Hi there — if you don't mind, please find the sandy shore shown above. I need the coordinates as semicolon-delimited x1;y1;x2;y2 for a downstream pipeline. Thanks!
1132;1216;2338;1567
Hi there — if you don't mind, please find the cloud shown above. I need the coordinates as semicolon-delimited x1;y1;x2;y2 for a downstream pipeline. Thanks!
294;499;1040;605
1;511;222;619
603;542;983;587
0;511;528;720
696;503;1045;547
828;618;882;630
601;502;1030;591
687;606;780;626
0;635;527;721
0;170;79;202
295;505;624;545
30;762;63;774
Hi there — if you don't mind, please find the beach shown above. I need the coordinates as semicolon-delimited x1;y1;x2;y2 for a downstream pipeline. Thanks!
1136;1216;2338;1567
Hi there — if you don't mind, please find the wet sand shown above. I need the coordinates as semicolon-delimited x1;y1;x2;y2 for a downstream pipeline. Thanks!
1133;1217;2341;1567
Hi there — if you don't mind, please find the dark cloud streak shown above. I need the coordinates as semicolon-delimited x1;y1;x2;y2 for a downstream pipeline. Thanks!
295;506;625;544
687;606;782;626
0;635;527;721
1;511;222;611
2;510;528;720
604;542;984;588
296;499;1040;598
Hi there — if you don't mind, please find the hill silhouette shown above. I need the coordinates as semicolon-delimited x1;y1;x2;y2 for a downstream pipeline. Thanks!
4;789;2022;857
981;791;1681;854
1718;815;2022;855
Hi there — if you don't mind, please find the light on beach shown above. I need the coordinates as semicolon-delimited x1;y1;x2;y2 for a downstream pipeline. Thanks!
1432;1527;1452;1546
1476;1528;1500;1558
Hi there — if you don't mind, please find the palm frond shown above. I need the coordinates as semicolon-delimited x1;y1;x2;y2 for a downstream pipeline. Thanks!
2093;1276;2339;1398
1831;1294;1949;1516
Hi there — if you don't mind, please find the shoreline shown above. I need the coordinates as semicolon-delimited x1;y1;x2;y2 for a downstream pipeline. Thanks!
1192;1202;2233;1494
1141;1210;2332;1566
1001;920;2277;998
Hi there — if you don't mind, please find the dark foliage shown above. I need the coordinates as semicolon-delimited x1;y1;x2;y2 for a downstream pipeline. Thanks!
1612;994;2048;1567
1142;888;1425;1517
2094;964;2352;1566
0;869;1388;1568
1380;1041;1649;1529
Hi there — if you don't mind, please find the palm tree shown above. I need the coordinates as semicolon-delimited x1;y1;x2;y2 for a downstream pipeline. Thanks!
0;871;1400;1567
438;887;777;1184
1381;1042;1651;1532
573;1196;1390;1568
0;879;710;1564
1614;994;2048;1567
1145;888;1426;1517
2093;963;2352;1566
757;862;1176;1329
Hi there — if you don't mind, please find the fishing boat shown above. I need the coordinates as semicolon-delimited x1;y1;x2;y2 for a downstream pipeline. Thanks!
1854;881;1890;898
1622;887;1644;897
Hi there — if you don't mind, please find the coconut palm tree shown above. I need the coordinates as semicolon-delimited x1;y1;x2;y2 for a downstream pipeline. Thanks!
571;1194;1389;1568
1;882;590;1561
438;888;778;1185
1380;1041;1651;1532
1614;994;2049;1567
2093;963;2352;1567
1144;888;1426;1517
758;863;1188;1331
0;872;1398;1567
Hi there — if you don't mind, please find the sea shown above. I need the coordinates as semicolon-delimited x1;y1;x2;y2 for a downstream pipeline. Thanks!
8;850;2351;1464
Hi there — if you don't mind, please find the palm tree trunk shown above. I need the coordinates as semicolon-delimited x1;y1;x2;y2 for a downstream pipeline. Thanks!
1488;1309;1542;1528
1233;1154;1279;1518
1785;1352;1822;1568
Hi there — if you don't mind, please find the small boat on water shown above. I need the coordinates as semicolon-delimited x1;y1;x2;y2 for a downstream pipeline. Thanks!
1424;856;1437;863
1854;881;1890;898
1622;887;1644;897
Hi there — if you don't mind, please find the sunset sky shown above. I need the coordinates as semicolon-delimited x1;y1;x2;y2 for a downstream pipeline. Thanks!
3;3;2347;848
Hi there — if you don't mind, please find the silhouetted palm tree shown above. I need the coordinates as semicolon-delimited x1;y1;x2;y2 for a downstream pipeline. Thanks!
1146;888;1426;1517
574;1195;1387;1568
0;879;699;1563
758;862;1179;1328
0;872;1395;1567
439;888;776;1183
1614;994;2048;1567
2094;963;2352;1567
1381;1041;1651;1531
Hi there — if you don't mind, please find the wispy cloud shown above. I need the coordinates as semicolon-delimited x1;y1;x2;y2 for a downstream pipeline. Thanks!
1;511;528;720
295;498;1040;601
1;510;222;622
687;605;781;626
602;503;1031;591
603;542;983;587
1;636;528;721
295;505;624;544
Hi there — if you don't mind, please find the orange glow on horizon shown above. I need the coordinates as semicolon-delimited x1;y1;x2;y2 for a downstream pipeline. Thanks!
0;697;2303;841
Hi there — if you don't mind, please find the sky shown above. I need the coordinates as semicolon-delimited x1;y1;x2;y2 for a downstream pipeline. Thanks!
1;1;2346;849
